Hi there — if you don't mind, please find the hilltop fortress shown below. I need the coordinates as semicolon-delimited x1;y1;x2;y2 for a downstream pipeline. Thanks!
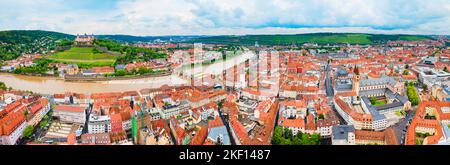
74;34;94;46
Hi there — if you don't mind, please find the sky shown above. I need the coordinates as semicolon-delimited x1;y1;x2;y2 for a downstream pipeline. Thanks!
0;0;449;36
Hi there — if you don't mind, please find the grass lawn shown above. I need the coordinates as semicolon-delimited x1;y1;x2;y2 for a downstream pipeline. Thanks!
372;100;387;106
398;36;430;41
246;34;373;45
415;132;432;145
395;111;402;117
416;138;423;145
48;47;117;66
395;110;407;117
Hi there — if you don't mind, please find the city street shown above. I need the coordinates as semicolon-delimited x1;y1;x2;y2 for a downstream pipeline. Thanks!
17;113;53;145
392;108;415;145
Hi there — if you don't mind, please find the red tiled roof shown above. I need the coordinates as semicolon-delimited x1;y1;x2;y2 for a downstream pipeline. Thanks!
54;94;65;99
54;105;84;113
355;130;385;141
280;100;306;108
406;101;449;145
0;107;26;136
91;66;114;74
208;116;224;128
280;118;305;128
334;95;372;122
28;102;43;116
190;126;208;145
203;138;215;145
67;133;76;145
110;113;124;133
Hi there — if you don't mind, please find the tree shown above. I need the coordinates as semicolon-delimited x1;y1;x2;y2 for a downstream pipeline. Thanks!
403;70;409;75
218;101;224;110
293;135;303;145
422;84;428;91
370;97;377;105
272;126;320;145
53;69;60;76
40;115;50;129
284;127;294;141
24;110;29;117
301;134;311;145
56;39;73;47
293;131;304;145
318;114;325;120
40;120;48;129
138;67;152;75
280;138;292;145
271;126;283;145
114;69;127;77
407;85;419;106
92;47;104;54
444;67;449;73
405;64;410;69
0;81;6;90
23;125;34;139
310;133;321;145
43;115;49;121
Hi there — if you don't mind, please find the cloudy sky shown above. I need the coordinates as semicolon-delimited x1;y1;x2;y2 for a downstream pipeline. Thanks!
0;0;449;36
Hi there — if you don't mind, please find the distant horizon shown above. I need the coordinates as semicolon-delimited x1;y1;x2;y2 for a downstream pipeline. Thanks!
1;0;449;36
1;29;447;37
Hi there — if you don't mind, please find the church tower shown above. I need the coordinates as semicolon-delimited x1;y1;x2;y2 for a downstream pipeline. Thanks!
353;75;360;96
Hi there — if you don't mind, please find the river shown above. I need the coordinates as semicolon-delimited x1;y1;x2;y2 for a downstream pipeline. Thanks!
0;73;187;95
0;51;256;95
178;50;256;77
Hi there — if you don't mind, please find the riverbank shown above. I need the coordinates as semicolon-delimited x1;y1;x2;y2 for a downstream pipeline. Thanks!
0;72;187;95
0;51;253;95
1;70;172;82
0;71;63;79
64;70;172;82
178;51;256;77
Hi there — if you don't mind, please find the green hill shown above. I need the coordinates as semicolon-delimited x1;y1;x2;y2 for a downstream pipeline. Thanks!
0;30;74;61
0;30;74;44
187;33;433;45
48;47;118;67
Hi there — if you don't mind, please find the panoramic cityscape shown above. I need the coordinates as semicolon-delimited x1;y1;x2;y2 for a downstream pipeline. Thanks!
0;0;449;147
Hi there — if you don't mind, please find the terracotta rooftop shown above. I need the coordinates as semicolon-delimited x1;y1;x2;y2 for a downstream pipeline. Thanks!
54;105;85;113
406;101;450;145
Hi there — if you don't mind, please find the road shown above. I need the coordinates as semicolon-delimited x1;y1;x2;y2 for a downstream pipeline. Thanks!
218;104;236;145
325;63;334;97
323;63;347;125
392;108;415;145
17;113;53;145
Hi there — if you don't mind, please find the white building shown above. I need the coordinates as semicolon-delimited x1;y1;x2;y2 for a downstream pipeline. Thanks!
415;67;450;87
53;105;86;124
331;125;356;145
27;98;51;127
88;115;111;134
0;121;27;145
156;99;190;119
333;96;387;131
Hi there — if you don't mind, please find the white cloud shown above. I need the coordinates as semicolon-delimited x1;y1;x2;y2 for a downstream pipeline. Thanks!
0;0;449;35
